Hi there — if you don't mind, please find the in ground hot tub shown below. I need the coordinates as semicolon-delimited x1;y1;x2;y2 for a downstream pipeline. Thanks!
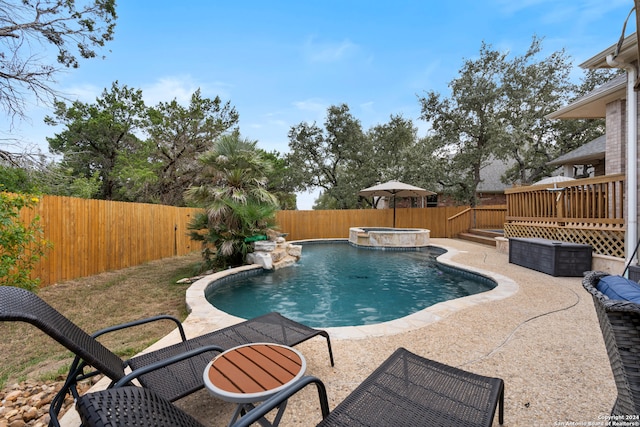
349;227;430;248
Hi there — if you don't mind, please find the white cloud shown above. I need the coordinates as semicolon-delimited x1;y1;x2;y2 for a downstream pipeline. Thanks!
142;76;199;105
268;119;289;128
244;114;289;136
142;76;233;106
493;0;632;29
303;37;359;63
359;101;377;116
60;76;234;109
359;101;375;114
493;0;554;16
292;98;326;113
59;83;103;103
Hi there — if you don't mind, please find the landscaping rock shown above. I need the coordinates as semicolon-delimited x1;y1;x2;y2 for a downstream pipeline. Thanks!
246;252;273;269
270;249;286;263
0;379;92;427
287;244;302;258
253;241;276;252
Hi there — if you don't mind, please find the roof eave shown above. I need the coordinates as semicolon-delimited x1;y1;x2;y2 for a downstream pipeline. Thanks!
547;153;604;166
545;81;626;119
580;33;638;69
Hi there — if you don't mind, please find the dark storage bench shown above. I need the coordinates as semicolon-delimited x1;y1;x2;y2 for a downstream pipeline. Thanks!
508;237;592;277
629;265;640;283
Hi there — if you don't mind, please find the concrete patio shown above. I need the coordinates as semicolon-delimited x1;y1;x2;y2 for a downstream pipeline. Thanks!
63;238;618;427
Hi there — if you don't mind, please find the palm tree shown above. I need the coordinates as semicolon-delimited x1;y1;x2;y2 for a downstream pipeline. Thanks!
185;133;279;269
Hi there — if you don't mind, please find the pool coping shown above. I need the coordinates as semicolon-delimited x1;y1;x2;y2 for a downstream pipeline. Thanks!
185;239;519;340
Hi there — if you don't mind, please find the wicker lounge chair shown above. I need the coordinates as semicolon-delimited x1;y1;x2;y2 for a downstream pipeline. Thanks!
0;286;333;425
77;348;504;427
582;271;640;415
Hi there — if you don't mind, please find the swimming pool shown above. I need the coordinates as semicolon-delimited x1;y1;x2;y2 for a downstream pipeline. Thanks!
204;242;496;327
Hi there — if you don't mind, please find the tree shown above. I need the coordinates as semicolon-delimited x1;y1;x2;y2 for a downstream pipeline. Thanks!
361;115;444;208
145;89;239;206
286;104;369;209
497;38;574;184
419;41;508;206
399;134;449;199
44;84;241;204
111;138;159;202
287;106;441;209
419;37;591;204
45;82;146;200
0;0;116;121
262;150;297;210
0;192;50;291
185;134;279;269
0;164;37;193
366;115;416;184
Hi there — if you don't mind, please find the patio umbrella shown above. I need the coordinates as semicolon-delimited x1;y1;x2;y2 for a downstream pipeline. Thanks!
533;176;576;186
358;181;436;227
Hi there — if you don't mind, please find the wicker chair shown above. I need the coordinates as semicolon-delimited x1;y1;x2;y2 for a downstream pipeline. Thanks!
582;271;640;415
0;286;333;426
77;387;210;427
77;348;504;427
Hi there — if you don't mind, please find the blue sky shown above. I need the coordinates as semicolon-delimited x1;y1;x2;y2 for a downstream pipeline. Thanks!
5;0;637;208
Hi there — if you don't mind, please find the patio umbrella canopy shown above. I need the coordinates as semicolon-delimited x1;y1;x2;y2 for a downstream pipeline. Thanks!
532;176;576;186
359;181;436;227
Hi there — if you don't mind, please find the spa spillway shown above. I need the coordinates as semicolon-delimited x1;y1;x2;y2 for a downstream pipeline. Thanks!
349;227;430;248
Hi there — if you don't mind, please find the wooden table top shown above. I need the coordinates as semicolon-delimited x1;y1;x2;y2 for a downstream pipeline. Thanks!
203;343;306;403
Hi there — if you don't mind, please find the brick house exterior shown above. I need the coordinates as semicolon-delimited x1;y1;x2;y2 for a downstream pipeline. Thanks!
547;33;639;261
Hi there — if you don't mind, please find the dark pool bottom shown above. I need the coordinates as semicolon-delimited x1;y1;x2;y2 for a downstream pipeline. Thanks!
205;242;496;328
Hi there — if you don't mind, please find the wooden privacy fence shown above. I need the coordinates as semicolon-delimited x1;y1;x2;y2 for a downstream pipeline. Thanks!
21;175;625;285
275;206;470;241
504;174;626;258
20;194;502;286
20;195;202;286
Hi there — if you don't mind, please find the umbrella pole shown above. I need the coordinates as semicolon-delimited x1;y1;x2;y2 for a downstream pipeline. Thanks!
392;195;396;228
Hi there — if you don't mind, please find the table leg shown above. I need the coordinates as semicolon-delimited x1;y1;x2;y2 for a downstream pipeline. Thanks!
228;404;244;427
229;401;289;427
270;400;288;426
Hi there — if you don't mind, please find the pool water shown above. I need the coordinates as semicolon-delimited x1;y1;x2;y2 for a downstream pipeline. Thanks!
205;243;495;327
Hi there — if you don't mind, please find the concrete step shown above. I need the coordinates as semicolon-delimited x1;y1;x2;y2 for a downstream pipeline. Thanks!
468;228;504;239
457;232;498;247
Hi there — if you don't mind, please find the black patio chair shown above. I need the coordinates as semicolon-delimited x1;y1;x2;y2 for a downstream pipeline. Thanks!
77;348;504;427
0;285;333;426
582;271;640;415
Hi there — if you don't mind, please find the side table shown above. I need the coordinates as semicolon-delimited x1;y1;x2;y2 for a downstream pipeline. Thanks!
203;343;306;427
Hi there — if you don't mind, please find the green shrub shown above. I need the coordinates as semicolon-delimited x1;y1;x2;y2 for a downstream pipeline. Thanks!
0;193;50;291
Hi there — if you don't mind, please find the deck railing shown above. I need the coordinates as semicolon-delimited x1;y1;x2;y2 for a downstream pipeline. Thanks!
503;174;626;258
445;205;507;238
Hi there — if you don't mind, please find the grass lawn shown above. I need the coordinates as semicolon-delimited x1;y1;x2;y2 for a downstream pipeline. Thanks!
0;252;202;389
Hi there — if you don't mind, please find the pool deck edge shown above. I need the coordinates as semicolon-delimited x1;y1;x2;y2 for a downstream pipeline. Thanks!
181;239;520;341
